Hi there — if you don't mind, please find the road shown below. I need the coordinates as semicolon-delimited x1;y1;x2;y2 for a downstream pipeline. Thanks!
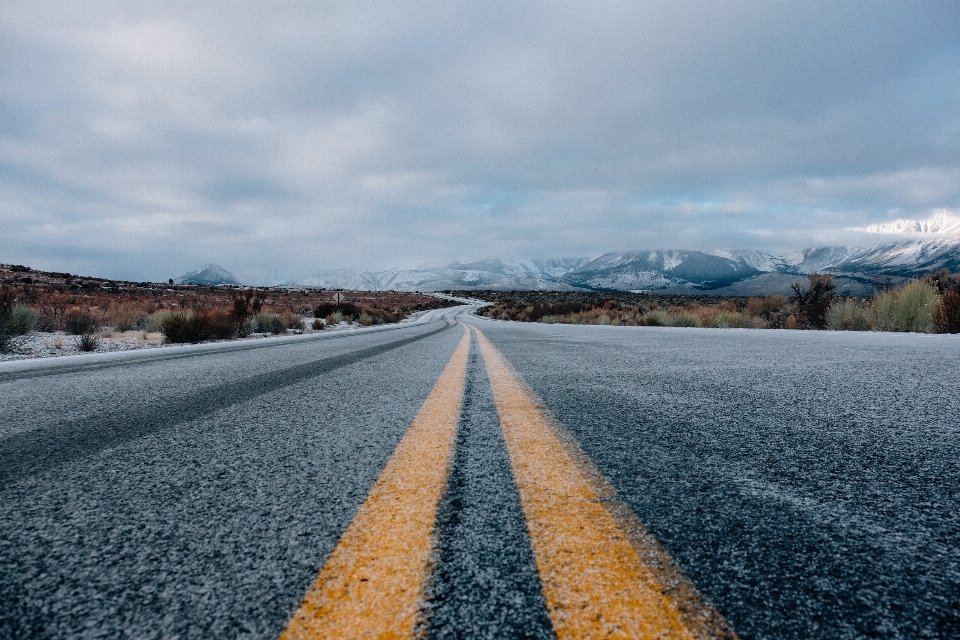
2;306;959;639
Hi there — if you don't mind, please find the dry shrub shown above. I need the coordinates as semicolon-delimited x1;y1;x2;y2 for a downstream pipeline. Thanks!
670;313;700;327
159;312;202;343
77;332;99;352
934;289;960;333
872;280;938;333
792;274;835;329
202;309;238;339
36;303;66;331
825;298;872;331
105;301;144;331
314;302;361;319
0;291;18;351
253;311;287;334
64;309;99;335
280;311;305;330
705;310;754;328
143;310;171;333
688;305;756;328
8;305;37;334
641;310;671;326
160;309;237;343
745;295;786;320
744;297;765;317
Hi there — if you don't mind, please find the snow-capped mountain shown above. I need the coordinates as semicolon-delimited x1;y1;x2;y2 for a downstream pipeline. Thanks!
176;263;241;286
558;251;765;291
292;259;590;292
285;212;960;294
776;211;960;277
860;210;960;236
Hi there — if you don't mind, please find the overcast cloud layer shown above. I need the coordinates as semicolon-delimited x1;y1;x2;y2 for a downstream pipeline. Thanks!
2;1;959;282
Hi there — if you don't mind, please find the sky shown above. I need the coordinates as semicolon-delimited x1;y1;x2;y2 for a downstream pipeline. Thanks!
2;1;959;282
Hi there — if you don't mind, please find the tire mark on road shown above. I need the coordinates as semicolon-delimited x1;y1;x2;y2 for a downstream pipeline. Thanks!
0;323;451;485
0;317;456;384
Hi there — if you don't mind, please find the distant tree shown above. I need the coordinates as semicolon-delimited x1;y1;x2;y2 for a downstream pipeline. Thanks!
872;275;894;295
791;274;835;329
925;268;960;295
251;289;266;313
232;290;253;320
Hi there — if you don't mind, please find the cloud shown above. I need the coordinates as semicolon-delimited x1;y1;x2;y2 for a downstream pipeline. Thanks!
1;1;959;281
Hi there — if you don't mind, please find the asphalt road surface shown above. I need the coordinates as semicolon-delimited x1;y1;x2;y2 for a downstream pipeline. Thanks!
2;306;958;639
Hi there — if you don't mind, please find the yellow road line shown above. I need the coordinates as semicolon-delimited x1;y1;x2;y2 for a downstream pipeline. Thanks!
472;326;737;640
281;325;471;640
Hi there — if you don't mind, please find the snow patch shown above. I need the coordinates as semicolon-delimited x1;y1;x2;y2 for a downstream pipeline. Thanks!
859;210;960;237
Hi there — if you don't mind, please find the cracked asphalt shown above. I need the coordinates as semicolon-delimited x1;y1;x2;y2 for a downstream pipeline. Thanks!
2;308;959;639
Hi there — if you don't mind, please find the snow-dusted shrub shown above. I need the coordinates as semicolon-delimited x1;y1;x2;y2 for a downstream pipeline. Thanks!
77;332;99;352
641;309;671;326
825;299;872;331
253;311;287;334
539;315;558;324
326;310;344;325
670;313;700;327
872;280;938;333
142;310;171;333
703;310;753;328
311;318;324;330
8;305;37;335
358;312;374;326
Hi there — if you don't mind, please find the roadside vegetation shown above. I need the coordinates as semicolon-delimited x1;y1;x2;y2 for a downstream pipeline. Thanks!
455;269;960;334
0;264;454;354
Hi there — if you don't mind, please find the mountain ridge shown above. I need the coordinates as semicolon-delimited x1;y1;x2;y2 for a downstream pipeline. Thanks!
212;213;960;294
287;237;960;295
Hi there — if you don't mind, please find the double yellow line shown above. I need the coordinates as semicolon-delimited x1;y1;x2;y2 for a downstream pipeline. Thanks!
281;324;736;639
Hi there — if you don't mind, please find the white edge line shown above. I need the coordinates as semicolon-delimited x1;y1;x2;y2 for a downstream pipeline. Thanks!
0;304;478;375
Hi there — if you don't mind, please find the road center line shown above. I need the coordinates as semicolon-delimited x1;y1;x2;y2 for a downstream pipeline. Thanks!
280;325;470;640
471;326;737;640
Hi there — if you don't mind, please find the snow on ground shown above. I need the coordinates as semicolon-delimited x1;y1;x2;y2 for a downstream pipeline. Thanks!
0;309;440;363
0;314;436;362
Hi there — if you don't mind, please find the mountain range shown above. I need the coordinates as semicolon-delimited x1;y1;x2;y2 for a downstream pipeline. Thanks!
191;212;960;295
